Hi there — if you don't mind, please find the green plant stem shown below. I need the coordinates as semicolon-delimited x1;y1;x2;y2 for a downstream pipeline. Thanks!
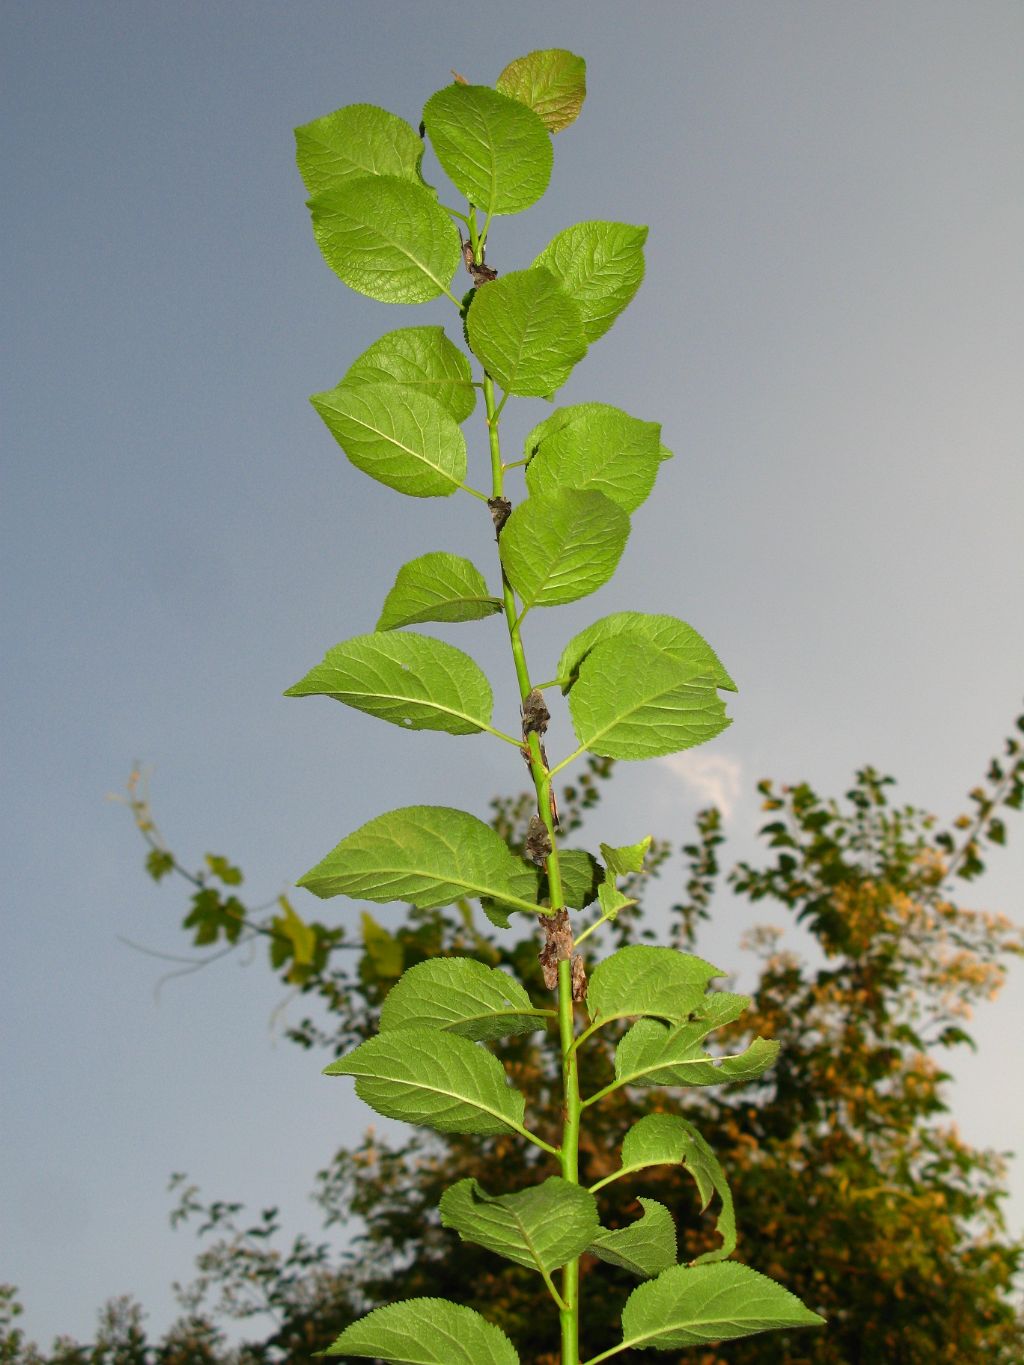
558;955;582;1364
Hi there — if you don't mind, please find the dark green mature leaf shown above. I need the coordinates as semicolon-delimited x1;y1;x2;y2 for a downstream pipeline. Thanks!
343;326;476;423
614;1114;737;1263
533;222;647;342
496;49;587;134
618;1262;825;1350
466;268;587;396
567;639;731;760
423;84;551;215
499;490;629;610
615;1018;780;1089
377;552;502;630
284;632;494;736
558;612;737;694
586;945;721;1027
588;1198;677;1278
524;402;664;513
325;1027;525;1136
440;1177;598;1275
298;806;545;918
549;848;603;908
379;958;546;1041
295;104;422;196
308;175;461;303
310;381;467;498
325;1297;520;1363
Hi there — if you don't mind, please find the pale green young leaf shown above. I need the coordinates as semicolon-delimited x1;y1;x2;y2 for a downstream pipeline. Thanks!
295;104;422;196
558;612;737;694
496;49;587;134
310;381;467;498
343;326;476;423
308;175;461;304
567;639;731;760
324;1027;525;1136
618;1262;825;1350
379;958;544;1041
499;490;629;610
597;881;635;919
423;84;551;215
588;1198;677;1278
615;1018;780;1089
440;1177;598;1275
533;222;647;342
599;836;652;878
524;402;663;513
325;1296;521;1363
284;631;494;736
615;1114;737;1263
586;945;721;1027
465;268;587;396
298;805;545;918
360;910;405;978
377;552;503;630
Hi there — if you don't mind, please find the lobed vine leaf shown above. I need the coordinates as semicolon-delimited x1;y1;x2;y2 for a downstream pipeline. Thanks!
586;945;722;1027
324;1296;521;1362
465;267;587;396
618;1262;825;1350
343;326;476;423
558;612;737;695
588;1198;677;1278
499;490;629;610
308;174;461;303
440;1177;598;1275
524;402;664;513
496;49;587;134
295;104;423;196
325;1027;526;1136
284;631;495;736
614;1018;780;1090
567;639;731;760
377;552;503;630
379;958;545;1041
533;222;648;342
310;380;467;498
298;805;546;918
615;1114;737;1263
423;83;552;215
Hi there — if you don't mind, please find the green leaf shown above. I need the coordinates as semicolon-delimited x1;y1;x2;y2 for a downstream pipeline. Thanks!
268;898;318;982
343;326;476;423
587;945;722;1027
380;958;544;1041
295;104;423;196
499;490;629;610
324;1027;525;1136
308;175;461;304
599;836;652;878
377;553;502;630
533;223;647;342
615;1018;780;1089
558;612;737;694
145;848;174;882
567;639;732;760
298;806;545;919
618;1262;825;1350
615;1114;736;1264
440;1177;598;1275
546;849;603;908
204;853;243;885
496;49;587;134
360;910;405;978
465;268;587;396
588;1199;677;1278
284;631;494;736
525;403;663;514
310;381;467;498
423;84;551;215
325;1296;520;1363
597;881;635;919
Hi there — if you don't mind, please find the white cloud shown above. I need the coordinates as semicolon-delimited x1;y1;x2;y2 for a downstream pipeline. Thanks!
656;751;743;819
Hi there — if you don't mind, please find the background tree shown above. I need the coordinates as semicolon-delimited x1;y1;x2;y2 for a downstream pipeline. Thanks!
5;712;1022;1362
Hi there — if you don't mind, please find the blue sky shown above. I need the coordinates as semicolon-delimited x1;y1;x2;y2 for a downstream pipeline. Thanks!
3;0;1023;1347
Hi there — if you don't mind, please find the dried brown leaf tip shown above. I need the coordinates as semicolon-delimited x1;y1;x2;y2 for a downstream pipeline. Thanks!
521;689;550;737
570;953;587;1002
488;496;512;537
451;69;469;85
539;908;574;990
525;814;553;865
